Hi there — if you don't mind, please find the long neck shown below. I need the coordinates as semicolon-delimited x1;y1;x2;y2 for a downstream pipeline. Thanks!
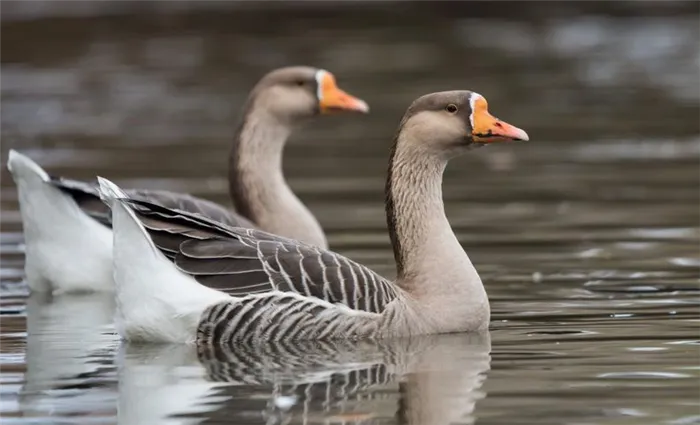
385;132;489;331
228;108;327;249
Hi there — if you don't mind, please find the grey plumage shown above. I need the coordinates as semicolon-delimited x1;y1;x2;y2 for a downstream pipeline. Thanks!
105;90;526;346
42;66;369;253
49;176;253;229
124;197;399;314
197;292;382;345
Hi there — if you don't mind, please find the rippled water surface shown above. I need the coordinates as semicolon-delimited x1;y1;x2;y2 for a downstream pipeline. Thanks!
1;4;699;425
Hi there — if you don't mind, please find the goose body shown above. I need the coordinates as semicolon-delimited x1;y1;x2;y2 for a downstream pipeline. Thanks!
100;90;529;344
8;152;114;293
7;66;368;294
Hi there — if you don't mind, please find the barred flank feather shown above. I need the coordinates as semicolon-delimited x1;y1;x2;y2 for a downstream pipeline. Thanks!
197;292;382;345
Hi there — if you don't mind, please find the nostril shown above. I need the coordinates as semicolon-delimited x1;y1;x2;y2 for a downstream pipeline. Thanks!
494;122;503;128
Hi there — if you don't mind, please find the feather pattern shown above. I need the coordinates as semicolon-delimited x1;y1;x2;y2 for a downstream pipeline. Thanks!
49;176;255;230
197;292;383;345
101;90;510;345
123;198;399;312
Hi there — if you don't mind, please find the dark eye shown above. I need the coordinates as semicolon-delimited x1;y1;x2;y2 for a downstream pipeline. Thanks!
446;104;458;114
296;80;306;87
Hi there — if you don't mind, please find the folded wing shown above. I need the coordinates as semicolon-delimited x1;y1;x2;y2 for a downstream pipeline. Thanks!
123;198;398;314
50;176;254;229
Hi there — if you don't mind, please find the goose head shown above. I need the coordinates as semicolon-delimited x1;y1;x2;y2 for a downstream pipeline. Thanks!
249;66;369;125
398;90;528;159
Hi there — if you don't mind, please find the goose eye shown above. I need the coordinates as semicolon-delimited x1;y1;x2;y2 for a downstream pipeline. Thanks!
446;104;458;114
296;80;306;87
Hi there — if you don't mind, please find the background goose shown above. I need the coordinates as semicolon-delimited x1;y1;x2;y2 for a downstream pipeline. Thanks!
7;66;368;294
97;90;528;344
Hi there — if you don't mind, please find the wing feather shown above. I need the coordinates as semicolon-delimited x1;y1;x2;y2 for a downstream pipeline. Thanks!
50;176;255;229
122;198;399;314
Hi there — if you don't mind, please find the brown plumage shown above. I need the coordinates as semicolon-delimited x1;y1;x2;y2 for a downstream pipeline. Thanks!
103;90;529;345
51;66;370;249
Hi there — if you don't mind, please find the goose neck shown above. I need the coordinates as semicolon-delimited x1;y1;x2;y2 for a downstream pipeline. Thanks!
228;109;327;248
384;132;486;314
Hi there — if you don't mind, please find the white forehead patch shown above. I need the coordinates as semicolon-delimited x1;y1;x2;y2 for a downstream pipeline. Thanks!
468;92;484;129
315;69;328;100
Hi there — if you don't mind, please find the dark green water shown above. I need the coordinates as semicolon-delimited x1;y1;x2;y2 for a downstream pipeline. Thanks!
1;4;699;424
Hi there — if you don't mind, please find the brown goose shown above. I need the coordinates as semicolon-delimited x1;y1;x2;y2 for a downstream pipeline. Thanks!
7;66;368;293
97;90;528;343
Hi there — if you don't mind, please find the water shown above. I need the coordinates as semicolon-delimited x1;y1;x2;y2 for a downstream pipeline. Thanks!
1;4;699;424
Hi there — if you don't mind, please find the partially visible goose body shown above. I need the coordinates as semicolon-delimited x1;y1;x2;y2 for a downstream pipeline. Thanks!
7;66;368;294
97;90;529;344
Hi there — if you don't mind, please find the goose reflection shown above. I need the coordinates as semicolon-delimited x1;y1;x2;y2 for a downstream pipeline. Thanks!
20;289;119;418
118;332;491;425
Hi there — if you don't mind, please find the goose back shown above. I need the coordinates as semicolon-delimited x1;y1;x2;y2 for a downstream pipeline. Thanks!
50;176;254;229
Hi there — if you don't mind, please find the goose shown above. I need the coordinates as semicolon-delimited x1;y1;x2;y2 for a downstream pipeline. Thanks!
97;90;528;344
7;66;369;294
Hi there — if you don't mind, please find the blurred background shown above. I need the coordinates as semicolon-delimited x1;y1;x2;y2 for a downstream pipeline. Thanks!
2;2;699;152
0;1;698;424
1;0;698;242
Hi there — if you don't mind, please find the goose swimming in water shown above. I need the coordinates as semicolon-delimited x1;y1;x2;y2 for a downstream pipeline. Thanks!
7;66;369;294
97;90;528;344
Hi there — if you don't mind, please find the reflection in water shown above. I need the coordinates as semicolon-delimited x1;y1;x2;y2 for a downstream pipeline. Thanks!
1;3;699;425
20;290;119;419
118;333;491;425
117;343;223;425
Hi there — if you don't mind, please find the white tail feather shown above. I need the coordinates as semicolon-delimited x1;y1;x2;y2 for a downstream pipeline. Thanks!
7;150;50;182
97;177;230;343
7;150;113;293
96;176;128;208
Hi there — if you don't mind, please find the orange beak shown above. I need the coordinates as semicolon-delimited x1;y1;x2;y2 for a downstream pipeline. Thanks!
316;71;370;114
470;95;528;143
